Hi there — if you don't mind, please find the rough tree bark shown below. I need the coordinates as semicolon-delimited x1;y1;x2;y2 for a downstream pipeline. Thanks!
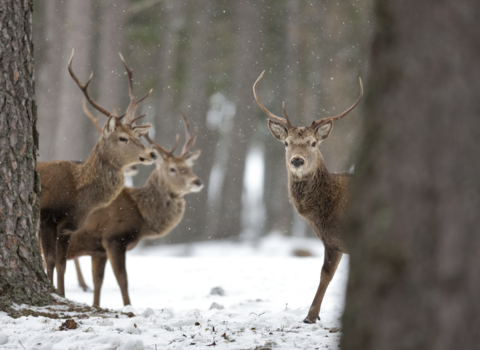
0;0;52;310
342;1;480;349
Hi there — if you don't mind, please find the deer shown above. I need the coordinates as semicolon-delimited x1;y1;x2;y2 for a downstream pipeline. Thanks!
66;110;203;307
38;50;157;297
253;71;363;324
71;99;141;292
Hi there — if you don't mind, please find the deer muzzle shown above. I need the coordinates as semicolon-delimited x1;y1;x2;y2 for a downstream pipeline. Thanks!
291;157;305;168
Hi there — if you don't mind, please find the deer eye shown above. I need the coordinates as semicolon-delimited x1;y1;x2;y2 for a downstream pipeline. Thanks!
170;168;176;172
119;137;128;142
312;141;317;147
284;141;288;147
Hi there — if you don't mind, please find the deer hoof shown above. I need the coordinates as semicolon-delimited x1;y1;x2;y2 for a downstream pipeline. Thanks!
302;318;316;324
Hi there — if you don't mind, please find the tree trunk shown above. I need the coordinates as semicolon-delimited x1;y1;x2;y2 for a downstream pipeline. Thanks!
53;0;94;161
95;0;130;128
342;1;480;349
212;0;266;240
0;0;52;310
34;0;65;161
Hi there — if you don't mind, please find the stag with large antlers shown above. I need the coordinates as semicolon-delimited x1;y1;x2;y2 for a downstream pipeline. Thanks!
66;113;203;306
253;71;363;323
38;50;157;297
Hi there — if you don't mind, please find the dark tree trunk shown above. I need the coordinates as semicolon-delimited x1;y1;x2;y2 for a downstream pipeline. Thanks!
342;1;480;349
0;0;52;310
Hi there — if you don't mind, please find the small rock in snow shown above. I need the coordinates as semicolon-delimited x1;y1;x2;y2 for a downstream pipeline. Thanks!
210;286;225;296
209;302;224;310
124;323;141;334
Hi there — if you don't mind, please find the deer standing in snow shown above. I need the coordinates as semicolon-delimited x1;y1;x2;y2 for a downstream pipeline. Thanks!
67;110;203;307
253;71;363;324
38;50;157;297
71;99;141;292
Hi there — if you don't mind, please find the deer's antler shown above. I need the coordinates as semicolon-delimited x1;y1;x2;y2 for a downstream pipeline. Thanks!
82;98;102;133
180;112;198;157
310;77;363;129
68;49;114;118
119;53;153;126
253;71;294;129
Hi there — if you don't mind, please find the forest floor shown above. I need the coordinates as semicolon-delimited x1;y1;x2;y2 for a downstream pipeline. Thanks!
0;234;348;350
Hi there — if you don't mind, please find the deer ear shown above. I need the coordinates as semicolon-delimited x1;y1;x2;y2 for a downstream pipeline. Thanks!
185;150;201;167
102;115;117;138
314;121;333;141
268;120;288;141
132;124;151;138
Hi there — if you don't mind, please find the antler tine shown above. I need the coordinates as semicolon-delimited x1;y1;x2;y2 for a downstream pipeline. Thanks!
135;118;179;157
180;112;198;157
282;102;293;128
119;52;153;125
130;112;148;126
253;71;293;129
311;77;364;128
82;98;102;134
68;49;113;118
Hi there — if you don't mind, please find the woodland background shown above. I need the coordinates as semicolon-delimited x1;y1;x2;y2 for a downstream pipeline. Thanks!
33;0;371;244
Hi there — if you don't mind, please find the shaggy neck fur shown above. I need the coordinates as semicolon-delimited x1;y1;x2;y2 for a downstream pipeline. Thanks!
74;139;125;208
288;153;349;243
130;170;186;237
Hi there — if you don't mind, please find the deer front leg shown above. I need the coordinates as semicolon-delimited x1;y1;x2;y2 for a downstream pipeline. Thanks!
74;258;91;292
106;241;131;306
55;233;70;297
303;248;343;324
92;255;108;306
55;222;76;297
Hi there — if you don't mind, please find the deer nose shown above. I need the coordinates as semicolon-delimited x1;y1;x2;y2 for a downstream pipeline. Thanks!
291;157;304;168
150;152;157;161
193;179;202;187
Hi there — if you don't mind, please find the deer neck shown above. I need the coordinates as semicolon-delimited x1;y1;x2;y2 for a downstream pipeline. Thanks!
74;140;125;209
132;170;186;237
288;157;340;224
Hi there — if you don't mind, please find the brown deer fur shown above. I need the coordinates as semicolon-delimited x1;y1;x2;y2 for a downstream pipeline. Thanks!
39;116;157;297
66;119;203;306
254;72;362;324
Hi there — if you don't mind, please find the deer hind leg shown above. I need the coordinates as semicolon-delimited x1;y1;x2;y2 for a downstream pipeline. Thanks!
106;241;131;306
40;219;57;283
92;255;108;306
303;247;343;324
74;258;91;292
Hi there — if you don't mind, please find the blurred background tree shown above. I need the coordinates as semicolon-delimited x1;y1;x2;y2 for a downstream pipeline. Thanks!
33;0;371;244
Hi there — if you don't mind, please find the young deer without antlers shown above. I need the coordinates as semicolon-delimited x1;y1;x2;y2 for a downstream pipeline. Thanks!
38;50;157;297
253;71;363;324
67;113;203;307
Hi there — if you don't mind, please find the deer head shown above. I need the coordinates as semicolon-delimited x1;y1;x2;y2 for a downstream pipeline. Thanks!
254;71;363;179
69;49;157;168
142;113;203;196
83;98;140;178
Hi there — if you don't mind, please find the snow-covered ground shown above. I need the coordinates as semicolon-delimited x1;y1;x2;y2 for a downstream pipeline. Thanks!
0;234;349;349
